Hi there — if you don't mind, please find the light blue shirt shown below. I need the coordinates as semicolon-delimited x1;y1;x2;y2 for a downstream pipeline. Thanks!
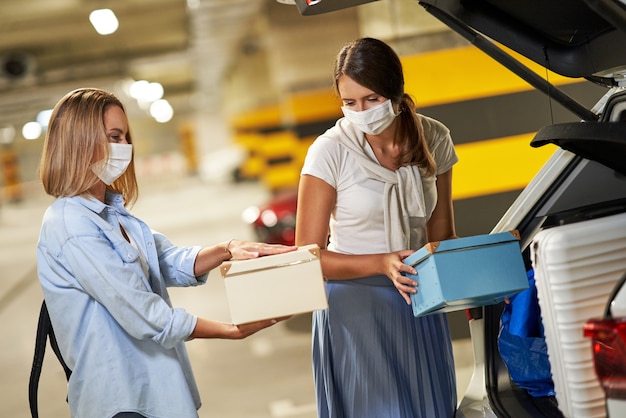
37;191;208;418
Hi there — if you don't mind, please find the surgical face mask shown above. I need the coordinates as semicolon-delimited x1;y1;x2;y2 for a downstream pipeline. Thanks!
91;143;133;185
341;99;400;135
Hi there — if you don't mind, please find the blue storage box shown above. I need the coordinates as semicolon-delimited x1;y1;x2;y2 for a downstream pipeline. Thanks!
403;231;529;317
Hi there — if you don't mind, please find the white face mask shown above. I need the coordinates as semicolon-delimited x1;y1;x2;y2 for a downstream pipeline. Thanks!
91;143;133;185
341;99;400;135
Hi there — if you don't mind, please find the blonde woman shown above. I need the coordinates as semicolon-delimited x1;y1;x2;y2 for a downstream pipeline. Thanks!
37;88;294;418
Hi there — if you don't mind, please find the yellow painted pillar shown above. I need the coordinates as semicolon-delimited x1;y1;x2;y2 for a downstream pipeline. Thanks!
179;123;199;175
0;146;22;202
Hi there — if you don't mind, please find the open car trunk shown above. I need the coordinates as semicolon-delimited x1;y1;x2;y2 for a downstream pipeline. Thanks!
414;1;626;416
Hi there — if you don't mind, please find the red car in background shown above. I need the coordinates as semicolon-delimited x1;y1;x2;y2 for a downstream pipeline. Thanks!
243;189;298;246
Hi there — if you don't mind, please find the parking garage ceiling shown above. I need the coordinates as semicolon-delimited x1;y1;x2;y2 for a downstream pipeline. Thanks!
0;0;268;128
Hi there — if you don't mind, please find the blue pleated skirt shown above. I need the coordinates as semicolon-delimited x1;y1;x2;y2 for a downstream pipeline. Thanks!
312;276;457;418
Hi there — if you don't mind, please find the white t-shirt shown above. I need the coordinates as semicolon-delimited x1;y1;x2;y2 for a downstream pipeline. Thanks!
301;114;458;255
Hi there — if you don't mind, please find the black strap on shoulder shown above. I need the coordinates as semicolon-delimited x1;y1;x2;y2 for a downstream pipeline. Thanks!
29;300;72;418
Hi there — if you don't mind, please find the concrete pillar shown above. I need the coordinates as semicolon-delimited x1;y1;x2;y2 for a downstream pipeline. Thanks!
187;0;267;176
265;2;361;94
222;14;280;117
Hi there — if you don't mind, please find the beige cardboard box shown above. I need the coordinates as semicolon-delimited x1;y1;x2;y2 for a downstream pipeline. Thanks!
220;244;328;324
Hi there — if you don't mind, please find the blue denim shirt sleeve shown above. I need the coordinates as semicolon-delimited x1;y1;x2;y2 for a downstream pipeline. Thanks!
61;232;196;348
153;230;208;287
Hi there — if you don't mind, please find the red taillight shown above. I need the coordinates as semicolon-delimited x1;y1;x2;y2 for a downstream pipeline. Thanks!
584;318;626;399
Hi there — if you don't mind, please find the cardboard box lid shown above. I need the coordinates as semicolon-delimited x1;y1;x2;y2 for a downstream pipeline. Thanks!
219;243;327;324
404;230;521;267
220;244;321;278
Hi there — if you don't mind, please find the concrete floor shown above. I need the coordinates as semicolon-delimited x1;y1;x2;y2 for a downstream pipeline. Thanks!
0;174;473;418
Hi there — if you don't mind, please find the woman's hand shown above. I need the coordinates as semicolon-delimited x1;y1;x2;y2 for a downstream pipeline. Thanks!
227;239;297;260
226;316;292;339
194;241;297;276
190;316;291;340
383;250;418;305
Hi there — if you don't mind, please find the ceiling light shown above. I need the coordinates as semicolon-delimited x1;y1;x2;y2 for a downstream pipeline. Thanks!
89;9;119;35
22;121;42;140
143;82;164;102
129;80;164;110
36;109;53;127
129;79;148;99
150;100;174;123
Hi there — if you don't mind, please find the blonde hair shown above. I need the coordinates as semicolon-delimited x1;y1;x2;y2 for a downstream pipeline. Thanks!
39;88;139;206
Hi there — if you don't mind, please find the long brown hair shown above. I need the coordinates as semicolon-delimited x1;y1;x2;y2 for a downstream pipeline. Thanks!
39;88;138;206
333;37;436;176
